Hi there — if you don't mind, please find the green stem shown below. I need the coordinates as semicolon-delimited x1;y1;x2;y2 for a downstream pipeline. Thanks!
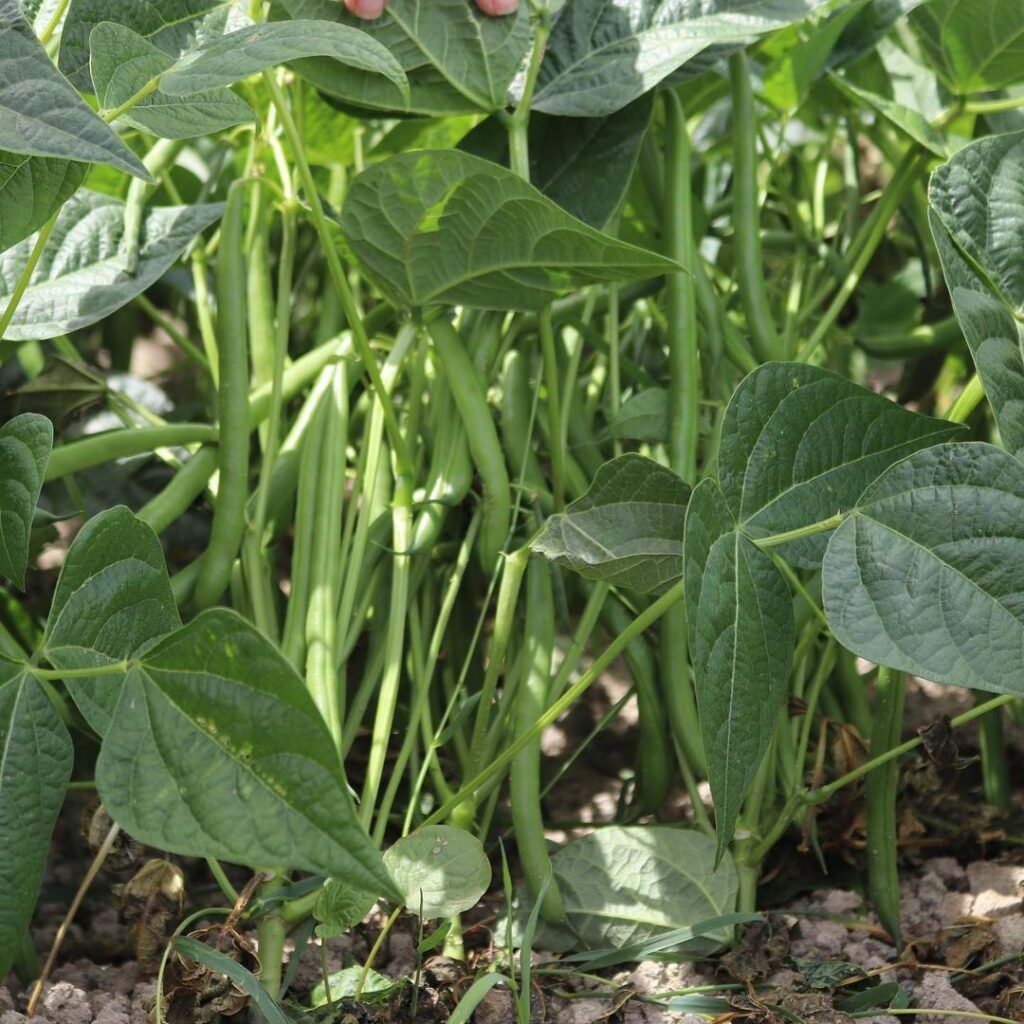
752;511;848;549
102;77;160;123
254;873;289;1000
947;373;984;423
45;425;217;481
539;309;566;510
506;6;551;180
32;661;131;680
0;214;57;338
976;691;1012;812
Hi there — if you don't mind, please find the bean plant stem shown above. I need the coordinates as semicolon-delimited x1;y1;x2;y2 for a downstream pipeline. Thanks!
506;5;551;180
539;309;566;510
0;214;57;338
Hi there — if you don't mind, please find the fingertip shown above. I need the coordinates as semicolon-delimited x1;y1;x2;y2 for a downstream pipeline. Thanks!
346;0;386;18
475;0;519;15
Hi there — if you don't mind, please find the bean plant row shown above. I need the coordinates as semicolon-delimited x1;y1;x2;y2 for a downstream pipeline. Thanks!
1;0;1023;1017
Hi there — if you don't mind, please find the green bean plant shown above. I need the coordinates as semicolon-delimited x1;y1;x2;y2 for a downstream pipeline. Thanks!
2;0;1024;1017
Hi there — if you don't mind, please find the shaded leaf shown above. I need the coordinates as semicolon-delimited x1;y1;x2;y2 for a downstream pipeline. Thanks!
823;442;1024;698
684;478;794;857
0;191;223;341
0;152;86;253
604;388;669;442
0;413;52;589
532;454;689;593
97;609;400;899
313;878;376;938
0;356;106;426
44;506;180;736
309;967;400;1009
0;660;72;979
340;150;678;311
0;0;149;179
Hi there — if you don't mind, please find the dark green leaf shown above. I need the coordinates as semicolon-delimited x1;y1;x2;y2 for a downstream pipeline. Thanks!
0;153;86;253
604;388;669;442
340;150;678;311
0;413;52;589
276;0;530;116
97;609;400;899
313;878;376;937
88;22;254;139
0;191;223;341
0;0;150;179
929;131;1024;456
532;454;689;593
823;442;1024;698
684;478;794;857
533;0;830;117
44;506;180;736
0;356;106;426
717;362;963;566
0;660;72;979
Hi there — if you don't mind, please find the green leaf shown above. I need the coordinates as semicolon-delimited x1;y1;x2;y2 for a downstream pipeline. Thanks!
43;506;180;736
684;478;794;857
928;131;1024;457
340;150;678;311
88;22;254;139
0;413;52;590
97;609;399;900
823;442;1024;698
717;362;963;566
0;0;150;180
0;153;86;253
532;454;689;593
308;967;403;1009
604;388;669;442
159;20;408;105
0;190;223;341
910;0;1024;94
0;660;73;979
313;878;377;938
544;827;738;956
276;0;530;116
459;94;655;229
533;0;830;117
383;825;490;918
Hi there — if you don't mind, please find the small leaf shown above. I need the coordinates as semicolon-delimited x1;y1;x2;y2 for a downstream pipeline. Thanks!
0;0;150;180
0;191;223;341
383;825;490;918
313;878;376;938
604;388;669;442
684;478;794;857
308;967;401;1008
97;609;400;900
532;454;689;593
160;20;408;104
0;413;52;589
0;153;86;253
44;506;180;735
340;150;678;311
0;660;73;979
823;442;1024;698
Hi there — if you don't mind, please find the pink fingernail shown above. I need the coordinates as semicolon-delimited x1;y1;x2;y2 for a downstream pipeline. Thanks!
478;0;519;14
352;0;386;18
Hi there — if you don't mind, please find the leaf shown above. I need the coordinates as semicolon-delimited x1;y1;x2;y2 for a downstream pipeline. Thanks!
0;0;150;180
928;131;1024;457
0;659;73;979
459;94;655;228
0;190;223;342
823;442;1024;698
308;967;403;1009
532;454;689;593
717;362;963;566
0;153;86;253
383;825;490;918
684;478;794;857
97;609;400;900
160;20;408;105
340;150;678;311
544;827;738;956
604;388;669;442
533;0;831;117
43;506;180;736
313;878;376;937
910;0;1024;94
0;414;52;590
275;0;531;116
88;22;254;139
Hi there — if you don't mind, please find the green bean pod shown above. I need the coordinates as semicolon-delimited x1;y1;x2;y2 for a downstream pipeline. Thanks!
194;180;252;610
499;349;550;508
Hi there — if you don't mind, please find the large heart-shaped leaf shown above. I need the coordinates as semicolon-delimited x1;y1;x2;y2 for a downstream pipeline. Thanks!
0;413;52;590
340;150;678;311
684;478;793;858
533;0;830;117
0;659;72;979
823;443;1024;697
910;0;1024;95
717;362;963;565
97;609;399;899
0;0;149;180
276;0;530;116
0;191;223;341
44;506;180;736
0;153;86;253
929;131;1024;458
532;454;689;593
88;22;255;139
